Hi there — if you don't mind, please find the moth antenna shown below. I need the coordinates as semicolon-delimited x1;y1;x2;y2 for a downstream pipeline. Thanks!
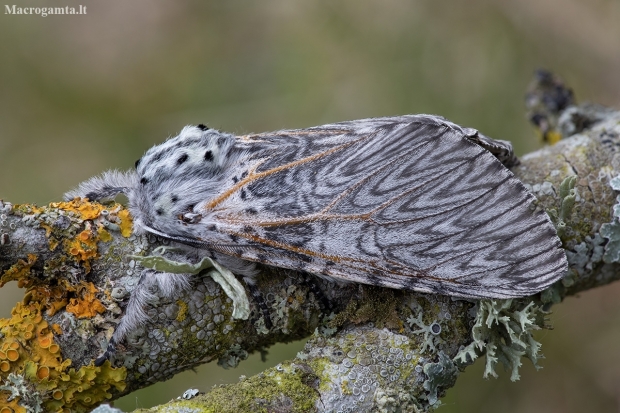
64;170;138;202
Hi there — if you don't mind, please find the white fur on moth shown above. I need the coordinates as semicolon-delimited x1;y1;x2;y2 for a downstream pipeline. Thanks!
66;115;568;364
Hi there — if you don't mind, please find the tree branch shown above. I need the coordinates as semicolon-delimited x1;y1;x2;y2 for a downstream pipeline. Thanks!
1;85;619;413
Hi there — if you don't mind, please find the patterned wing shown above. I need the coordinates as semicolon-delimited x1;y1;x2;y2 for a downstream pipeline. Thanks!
205;115;567;298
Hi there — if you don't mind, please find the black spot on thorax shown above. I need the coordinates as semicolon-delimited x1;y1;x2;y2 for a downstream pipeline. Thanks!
204;150;214;161
177;153;189;164
151;151;164;162
197;124;209;131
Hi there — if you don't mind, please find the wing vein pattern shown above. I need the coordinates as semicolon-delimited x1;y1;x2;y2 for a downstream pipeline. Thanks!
200;115;566;298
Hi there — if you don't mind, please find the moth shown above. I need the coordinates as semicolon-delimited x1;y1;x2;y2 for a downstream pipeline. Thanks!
65;115;568;364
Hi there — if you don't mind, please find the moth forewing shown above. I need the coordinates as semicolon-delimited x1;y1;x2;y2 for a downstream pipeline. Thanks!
188;115;567;299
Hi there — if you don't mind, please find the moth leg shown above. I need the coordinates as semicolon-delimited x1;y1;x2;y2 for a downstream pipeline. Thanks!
63;170;138;202
95;271;192;366
465;131;520;168
131;253;251;320
147;251;273;329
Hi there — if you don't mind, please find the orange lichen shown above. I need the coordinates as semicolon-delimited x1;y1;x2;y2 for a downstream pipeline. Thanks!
6;349;19;362
33;287;69;317
65;282;106;318
45;298;68;317
40;199;133;273
0;301;127;411
97;227;112;242
39;222;53;237
38;336;52;349
78;230;90;242
48;237;60;251
64;234;97;272
176;300;188;322
52;199;107;221
25;280;105;319
0;255;37;288
15;204;44;216
37;366;50;379
117;209;133;237
51;324;62;335
0;202;132;409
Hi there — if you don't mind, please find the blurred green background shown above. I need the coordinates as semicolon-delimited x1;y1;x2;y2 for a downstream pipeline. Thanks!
1;0;619;411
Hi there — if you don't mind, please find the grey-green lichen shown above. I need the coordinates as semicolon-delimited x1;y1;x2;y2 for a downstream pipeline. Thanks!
91;404;125;413
422;351;458;407
218;344;249;369
600;176;620;263
454;299;545;382
304;325;426;413
0;373;44;413
407;312;444;354
547;175;577;240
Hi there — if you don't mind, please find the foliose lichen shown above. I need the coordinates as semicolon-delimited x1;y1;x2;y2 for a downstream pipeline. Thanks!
547;175;577;240
600;176;620;263
407;313;444;354
422;351;458;407
90;404;124;413
0;373;44;413
453;299;545;382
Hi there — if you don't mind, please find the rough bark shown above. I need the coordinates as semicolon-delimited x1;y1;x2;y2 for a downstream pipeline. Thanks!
1;83;620;413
